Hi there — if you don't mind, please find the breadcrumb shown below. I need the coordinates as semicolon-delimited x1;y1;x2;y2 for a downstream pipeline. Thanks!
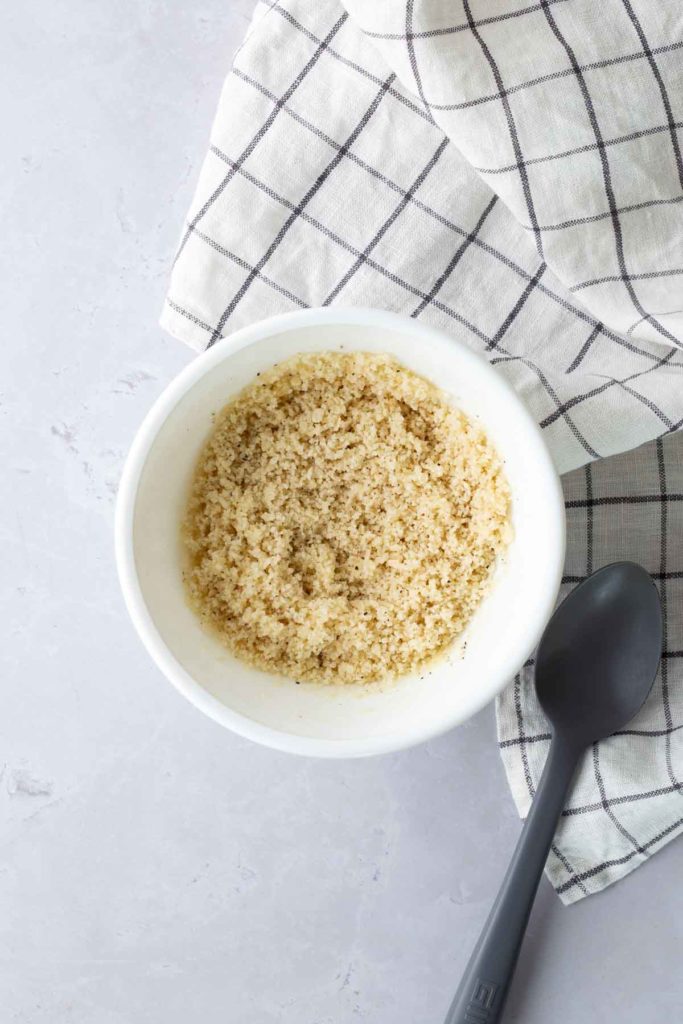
183;352;511;684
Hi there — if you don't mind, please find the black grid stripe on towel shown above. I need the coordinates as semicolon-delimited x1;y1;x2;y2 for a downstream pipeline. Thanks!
162;0;683;900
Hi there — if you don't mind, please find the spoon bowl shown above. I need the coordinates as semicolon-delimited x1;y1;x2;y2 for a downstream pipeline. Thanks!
536;561;663;747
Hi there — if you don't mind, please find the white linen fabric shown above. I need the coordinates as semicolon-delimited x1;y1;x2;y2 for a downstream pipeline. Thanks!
162;0;683;901
499;432;683;903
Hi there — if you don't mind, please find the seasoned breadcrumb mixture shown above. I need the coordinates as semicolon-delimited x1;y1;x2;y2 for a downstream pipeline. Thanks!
183;352;511;684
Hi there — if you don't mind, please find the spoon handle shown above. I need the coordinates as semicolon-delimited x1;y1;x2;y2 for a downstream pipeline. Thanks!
444;734;579;1024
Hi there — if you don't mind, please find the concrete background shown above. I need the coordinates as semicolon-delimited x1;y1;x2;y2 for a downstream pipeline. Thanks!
1;1;681;1020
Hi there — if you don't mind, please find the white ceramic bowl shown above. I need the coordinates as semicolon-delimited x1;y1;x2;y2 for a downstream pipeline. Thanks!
116;308;565;758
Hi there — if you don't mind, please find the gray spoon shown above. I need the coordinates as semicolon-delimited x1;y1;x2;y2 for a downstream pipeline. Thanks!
444;561;663;1024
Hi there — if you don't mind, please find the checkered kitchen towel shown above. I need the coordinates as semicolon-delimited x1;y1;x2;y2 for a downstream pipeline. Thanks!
162;0;683;901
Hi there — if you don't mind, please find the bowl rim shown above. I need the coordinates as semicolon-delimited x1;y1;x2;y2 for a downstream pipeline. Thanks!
115;307;566;758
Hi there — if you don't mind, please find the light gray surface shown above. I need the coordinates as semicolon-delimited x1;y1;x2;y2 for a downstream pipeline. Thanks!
1;2;681;1021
